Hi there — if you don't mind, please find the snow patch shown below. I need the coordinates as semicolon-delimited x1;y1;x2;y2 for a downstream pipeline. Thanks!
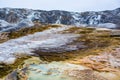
0;20;10;28
72;13;80;20
55;16;61;24
27;12;35;20
19;19;34;27
97;23;116;28
0;25;78;64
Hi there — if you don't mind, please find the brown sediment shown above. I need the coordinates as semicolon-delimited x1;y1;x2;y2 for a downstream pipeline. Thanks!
69;46;120;72
67;69;108;80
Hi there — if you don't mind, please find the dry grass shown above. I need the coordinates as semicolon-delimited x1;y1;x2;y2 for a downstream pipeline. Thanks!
0;24;61;43
62;27;95;34
8;24;60;39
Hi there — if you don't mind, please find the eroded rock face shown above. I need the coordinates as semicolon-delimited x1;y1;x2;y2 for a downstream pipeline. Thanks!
6;11;19;23
0;8;120;32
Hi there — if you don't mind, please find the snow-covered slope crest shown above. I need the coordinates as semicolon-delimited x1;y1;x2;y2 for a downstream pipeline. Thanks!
97;23;117;28
0;25;79;64
0;20;10;28
0;7;120;32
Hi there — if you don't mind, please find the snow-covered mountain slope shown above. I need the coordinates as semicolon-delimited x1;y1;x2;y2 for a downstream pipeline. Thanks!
0;25;79;64
0;8;120;32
